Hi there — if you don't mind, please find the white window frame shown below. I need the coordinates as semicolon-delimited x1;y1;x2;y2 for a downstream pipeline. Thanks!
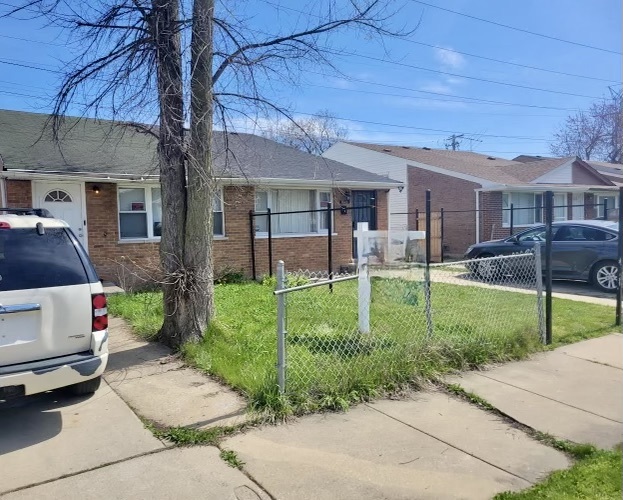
213;189;225;237
254;188;334;238
596;193;618;218
502;191;568;227
118;185;225;241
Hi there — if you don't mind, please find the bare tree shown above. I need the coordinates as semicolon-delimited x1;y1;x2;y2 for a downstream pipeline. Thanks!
550;89;622;164
7;0;411;347
263;110;348;155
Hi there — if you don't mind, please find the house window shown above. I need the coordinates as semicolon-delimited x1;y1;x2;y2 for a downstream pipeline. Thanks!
254;189;333;235
213;189;224;236
44;190;72;203
502;192;568;227
118;186;224;239
596;194;618;218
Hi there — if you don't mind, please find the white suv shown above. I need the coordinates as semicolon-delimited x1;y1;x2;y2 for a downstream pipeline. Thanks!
0;209;108;399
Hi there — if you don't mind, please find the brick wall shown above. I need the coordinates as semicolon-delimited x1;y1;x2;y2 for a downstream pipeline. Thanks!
407;167;480;257
85;184;371;281
5;179;32;207
6;180;386;282
480;191;508;241
250;188;361;276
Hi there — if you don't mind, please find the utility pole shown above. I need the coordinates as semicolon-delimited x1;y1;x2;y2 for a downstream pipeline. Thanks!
445;133;464;151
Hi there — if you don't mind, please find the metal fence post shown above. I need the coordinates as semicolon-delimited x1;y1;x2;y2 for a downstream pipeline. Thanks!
510;203;514;236
544;191;554;345
267;207;273;277
616;186;622;328
424;190;433;339
249;210;257;281
276;260;287;393
327;202;333;291
534;243;546;343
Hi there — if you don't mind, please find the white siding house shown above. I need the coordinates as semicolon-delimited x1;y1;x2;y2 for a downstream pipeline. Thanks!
323;142;409;231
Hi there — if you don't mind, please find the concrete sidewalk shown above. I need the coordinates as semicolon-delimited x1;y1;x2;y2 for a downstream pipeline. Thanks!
222;334;622;500
104;317;247;429
4;316;620;500
447;333;623;449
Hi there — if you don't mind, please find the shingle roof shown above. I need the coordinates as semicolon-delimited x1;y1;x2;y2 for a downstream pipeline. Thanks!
503;157;573;182
0;109;399;186
345;142;613;186
346;142;536;184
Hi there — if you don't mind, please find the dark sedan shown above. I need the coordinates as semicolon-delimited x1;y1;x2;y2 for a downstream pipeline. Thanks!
465;220;620;292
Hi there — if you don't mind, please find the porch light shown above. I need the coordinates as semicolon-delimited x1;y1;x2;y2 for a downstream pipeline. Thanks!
92;185;101;194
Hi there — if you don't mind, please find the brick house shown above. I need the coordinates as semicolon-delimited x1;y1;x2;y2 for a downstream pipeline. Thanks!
0;109;400;281
323;142;619;258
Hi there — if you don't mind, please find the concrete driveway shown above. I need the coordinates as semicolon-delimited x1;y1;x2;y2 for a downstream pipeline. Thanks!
0;373;266;499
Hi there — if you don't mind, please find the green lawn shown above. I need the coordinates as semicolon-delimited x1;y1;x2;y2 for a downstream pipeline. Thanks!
108;279;616;415
495;448;622;500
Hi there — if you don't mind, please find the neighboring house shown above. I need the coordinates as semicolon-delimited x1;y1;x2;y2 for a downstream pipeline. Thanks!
0;109;399;281
323;142;618;257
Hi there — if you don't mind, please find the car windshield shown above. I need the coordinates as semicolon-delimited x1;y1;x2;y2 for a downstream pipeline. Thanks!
0;227;89;291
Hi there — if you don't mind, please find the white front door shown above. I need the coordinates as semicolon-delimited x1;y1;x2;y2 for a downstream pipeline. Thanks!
572;193;584;220
33;182;88;250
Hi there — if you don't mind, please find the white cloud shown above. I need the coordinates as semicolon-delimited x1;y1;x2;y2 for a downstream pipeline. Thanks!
433;47;466;70
419;82;453;94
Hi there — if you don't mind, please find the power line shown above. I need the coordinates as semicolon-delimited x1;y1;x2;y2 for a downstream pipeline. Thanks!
306;73;581;111
397;40;620;84
326;49;606;99
262;1;621;83
295;111;551;141
410;0;622;56
0;33;66;47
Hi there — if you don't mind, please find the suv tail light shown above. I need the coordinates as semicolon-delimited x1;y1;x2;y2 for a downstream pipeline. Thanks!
92;293;108;331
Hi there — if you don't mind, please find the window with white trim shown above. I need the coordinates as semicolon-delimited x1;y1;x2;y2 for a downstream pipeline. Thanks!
502;192;568;227
254;189;333;235
118;186;224;239
596;194;618;218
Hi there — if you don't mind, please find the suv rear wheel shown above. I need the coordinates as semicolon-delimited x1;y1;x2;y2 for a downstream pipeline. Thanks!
64;376;102;396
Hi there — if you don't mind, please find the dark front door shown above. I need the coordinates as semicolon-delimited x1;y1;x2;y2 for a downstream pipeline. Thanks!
351;190;377;257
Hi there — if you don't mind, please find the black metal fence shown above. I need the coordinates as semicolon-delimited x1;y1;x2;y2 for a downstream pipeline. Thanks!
248;203;374;280
414;188;623;340
407;200;611;263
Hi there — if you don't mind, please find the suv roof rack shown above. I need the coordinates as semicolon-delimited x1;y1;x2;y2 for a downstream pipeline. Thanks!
0;207;54;218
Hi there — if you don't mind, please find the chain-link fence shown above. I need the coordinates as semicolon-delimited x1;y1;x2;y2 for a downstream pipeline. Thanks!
275;252;543;398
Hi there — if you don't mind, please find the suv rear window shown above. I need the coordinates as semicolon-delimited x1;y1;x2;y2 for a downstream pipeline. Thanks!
0;228;89;291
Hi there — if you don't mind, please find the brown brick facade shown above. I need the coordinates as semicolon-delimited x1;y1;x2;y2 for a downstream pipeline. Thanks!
479;191;508;241
407;167;480;257
5;180;32;207
5;180;388;282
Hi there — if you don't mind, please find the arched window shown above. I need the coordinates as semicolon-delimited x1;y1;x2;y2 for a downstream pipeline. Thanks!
44;190;73;203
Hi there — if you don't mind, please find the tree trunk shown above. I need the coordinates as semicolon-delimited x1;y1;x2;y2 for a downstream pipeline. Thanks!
151;0;198;349
157;0;216;348
178;0;216;341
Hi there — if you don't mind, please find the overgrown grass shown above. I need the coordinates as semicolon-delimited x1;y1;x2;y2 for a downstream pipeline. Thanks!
109;280;615;417
495;447;622;500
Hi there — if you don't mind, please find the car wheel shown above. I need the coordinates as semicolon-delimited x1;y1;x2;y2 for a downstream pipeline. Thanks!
592;261;619;293
64;376;102;396
470;254;500;281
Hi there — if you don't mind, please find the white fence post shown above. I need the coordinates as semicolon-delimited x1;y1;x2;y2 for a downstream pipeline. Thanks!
356;222;371;334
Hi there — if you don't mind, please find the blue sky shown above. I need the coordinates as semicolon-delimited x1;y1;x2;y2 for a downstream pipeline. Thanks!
0;0;621;159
